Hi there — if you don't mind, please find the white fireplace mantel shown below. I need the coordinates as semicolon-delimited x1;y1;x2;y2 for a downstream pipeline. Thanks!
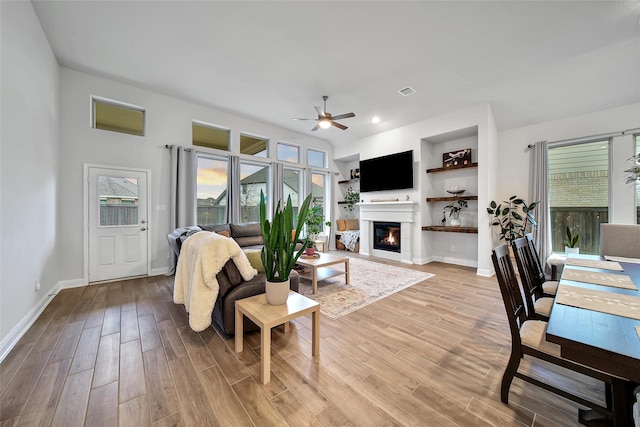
357;201;418;263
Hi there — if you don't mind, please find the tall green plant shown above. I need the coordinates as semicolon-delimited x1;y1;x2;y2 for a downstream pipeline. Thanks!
259;191;312;282
487;196;538;243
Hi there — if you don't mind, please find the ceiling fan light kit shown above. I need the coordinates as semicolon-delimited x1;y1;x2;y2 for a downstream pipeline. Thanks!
293;95;355;131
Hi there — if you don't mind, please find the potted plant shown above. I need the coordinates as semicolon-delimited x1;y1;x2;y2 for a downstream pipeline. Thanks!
624;153;640;184
487;196;539;244
259;190;312;305
304;203;332;241
563;226;580;254
344;187;360;212
444;199;467;227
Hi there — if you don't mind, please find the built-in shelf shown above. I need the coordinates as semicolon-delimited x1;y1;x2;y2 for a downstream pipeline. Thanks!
426;162;478;174
422;226;478;234
426;195;478;202
338;178;359;184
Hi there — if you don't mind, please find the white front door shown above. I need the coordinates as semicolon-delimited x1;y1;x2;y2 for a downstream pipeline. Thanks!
88;166;149;282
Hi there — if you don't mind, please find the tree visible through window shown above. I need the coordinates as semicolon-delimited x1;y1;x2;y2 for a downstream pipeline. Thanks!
548;140;609;254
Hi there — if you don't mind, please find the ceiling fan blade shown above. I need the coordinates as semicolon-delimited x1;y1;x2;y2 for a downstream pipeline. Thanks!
314;106;325;118
331;121;348;130
311;124;320;131
331;112;355;120
293;117;317;121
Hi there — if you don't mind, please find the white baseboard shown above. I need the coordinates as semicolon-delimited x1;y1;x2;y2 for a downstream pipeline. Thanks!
0;281;62;363
151;267;170;276
476;268;494;277
58;278;87;289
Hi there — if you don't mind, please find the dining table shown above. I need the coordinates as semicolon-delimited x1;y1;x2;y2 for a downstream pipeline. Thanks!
546;254;640;426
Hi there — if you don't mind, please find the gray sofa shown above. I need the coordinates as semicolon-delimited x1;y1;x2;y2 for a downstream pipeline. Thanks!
167;222;300;336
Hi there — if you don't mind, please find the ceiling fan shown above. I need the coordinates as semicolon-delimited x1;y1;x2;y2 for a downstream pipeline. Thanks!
294;96;355;131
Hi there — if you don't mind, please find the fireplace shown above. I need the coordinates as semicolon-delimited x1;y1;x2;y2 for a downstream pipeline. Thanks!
373;222;401;253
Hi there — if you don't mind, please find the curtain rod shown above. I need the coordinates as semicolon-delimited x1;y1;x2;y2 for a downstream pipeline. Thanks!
527;127;640;149
165;144;192;152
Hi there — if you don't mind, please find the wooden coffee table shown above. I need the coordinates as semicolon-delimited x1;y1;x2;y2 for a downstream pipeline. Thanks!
296;252;349;294
235;291;320;384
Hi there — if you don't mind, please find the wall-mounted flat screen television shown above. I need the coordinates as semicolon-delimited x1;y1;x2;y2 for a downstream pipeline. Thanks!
359;150;414;193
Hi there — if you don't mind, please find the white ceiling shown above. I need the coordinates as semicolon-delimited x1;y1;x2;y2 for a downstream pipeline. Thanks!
31;1;640;147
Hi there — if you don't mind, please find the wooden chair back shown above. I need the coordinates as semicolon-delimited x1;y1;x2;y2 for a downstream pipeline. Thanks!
491;244;526;350
525;233;547;286
512;237;547;319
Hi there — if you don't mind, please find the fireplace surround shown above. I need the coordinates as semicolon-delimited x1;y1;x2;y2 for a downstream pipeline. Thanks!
358;201;417;263
373;221;401;253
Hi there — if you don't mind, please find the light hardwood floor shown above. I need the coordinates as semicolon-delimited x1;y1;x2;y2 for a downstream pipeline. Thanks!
0;253;604;426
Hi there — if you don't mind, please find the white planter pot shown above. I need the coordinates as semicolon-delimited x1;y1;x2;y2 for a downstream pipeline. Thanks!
265;278;290;305
450;215;461;227
565;246;580;255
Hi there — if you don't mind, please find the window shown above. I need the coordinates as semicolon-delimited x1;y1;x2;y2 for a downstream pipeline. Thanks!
548;140;609;254
240;161;270;223
277;142;299;164
92;97;145;136
240;134;268;157
307;149;326;168
98;176;139;226
196;155;228;225
283;167;303;224
636;135;640;224
311;171;330;234
192;122;230;151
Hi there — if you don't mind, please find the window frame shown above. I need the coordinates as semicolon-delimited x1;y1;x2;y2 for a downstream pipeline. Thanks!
307;148;327;168
240;132;269;158
192;120;231;152
277;141;300;164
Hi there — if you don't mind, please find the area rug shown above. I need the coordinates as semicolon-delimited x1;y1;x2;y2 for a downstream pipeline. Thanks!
296;257;434;320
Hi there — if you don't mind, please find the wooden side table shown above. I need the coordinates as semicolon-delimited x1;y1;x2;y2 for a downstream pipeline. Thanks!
235;291;320;384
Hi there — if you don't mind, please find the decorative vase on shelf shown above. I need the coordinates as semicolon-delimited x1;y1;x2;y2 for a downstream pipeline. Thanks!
265;278;290;305
450;213;462;227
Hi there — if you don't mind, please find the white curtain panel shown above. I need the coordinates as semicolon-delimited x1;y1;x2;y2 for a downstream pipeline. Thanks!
169;145;197;229
529;140;552;275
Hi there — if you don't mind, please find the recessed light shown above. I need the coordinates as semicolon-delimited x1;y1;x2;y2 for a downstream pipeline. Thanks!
371;116;380;124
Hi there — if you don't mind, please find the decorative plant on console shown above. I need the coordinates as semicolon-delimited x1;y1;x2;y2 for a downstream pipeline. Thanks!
259;190;312;305
344;186;360;212
487;196;539;244
304;202;332;241
563;226;580;254
444;199;468;227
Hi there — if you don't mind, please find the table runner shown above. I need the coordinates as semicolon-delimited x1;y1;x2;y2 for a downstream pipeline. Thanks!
565;257;623;271
556;284;640;321
562;267;637;290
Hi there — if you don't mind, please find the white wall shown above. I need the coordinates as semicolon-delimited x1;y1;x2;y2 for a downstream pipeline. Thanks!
0;1;59;357
497;102;640;223
58;68;333;283
334;103;497;275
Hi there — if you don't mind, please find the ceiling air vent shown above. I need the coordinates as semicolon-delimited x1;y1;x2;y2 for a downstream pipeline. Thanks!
398;86;416;96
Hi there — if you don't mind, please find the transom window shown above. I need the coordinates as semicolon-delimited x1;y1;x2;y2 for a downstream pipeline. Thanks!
240;134;268;157
307;149;326;168
277;142;300;164
92;97;145;136
193;122;230;151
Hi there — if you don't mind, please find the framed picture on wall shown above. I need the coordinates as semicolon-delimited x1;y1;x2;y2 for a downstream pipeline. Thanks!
443;148;471;168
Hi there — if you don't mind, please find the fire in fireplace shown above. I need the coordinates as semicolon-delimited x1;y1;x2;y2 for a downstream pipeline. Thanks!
373;221;401;253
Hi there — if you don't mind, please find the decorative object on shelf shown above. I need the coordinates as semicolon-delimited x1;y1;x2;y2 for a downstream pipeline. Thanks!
304;202;331;241
446;185;466;196
487;195;539;244
443;148;471;168
563;226;580;255
441;212;447;226
624;153;640;184
350;168;360;179
259;190;312;305
371;198;399;202
444;199;468;227
344;186;360;211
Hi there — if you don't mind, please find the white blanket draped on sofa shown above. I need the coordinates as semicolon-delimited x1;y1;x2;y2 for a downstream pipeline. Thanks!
173;231;257;331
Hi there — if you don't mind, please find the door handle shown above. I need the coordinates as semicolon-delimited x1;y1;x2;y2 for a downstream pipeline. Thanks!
141;227;147;231
141;220;146;224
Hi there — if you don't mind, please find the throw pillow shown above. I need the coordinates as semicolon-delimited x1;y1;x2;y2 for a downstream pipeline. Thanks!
244;250;265;273
215;230;230;238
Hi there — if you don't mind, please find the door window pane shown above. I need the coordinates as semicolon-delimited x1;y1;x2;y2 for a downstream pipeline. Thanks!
240;134;268;157
549;140;609;254
284;168;302;224
197;156;228;225
240;162;270;223
311;172;329;234
99;176;139;226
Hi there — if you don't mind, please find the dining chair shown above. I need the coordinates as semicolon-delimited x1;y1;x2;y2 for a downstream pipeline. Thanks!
511;237;554;320
525;233;558;297
491;244;614;418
